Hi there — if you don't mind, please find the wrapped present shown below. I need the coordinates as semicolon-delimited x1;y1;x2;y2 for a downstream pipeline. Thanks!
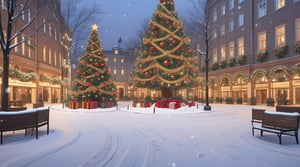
101;102;107;108
82;101;91;109
140;103;144;108
146;103;151;107
90;101;98;109
132;103;136;107
69;102;79;109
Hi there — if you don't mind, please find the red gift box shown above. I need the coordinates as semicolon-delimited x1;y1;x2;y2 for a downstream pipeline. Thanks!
69;102;79;109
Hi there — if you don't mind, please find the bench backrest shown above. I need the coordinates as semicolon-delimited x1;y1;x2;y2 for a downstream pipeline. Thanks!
263;111;299;130
276;106;300;115
37;107;49;124
252;108;265;122
0;110;37;131
0;107;49;131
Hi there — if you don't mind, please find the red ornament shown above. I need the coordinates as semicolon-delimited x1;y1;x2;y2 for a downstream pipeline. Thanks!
87;83;92;87
145;72;149;77
146;31;150;35
174;72;178;76
101;64;104;67
144;51;149;56
160;0;164;2
150;47;155;52
172;40;177;45
94;63;99;67
82;72;86;76
101;75;104;79
73;82;77;86
76;70;80;74
84;62;88;65
152;26;156;31
105;68;108;71
178;61;181;65
166;21;170;26
107;72;110;75
104;81;107;85
95;72;100;76
130;73;133;77
181;46;185;51
160;42;165;48
188;49;193;54
164;60;170;66
80;86;83;90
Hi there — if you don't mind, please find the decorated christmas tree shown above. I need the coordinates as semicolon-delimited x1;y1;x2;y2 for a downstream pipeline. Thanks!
69;24;116;107
133;0;199;97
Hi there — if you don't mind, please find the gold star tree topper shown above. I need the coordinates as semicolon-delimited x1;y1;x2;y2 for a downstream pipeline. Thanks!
92;24;98;31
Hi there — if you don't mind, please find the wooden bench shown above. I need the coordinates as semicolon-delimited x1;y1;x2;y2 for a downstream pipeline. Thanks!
0;107;50;144
33;103;44;108
276;106;300;115
251;108;265;135
252;111;299;144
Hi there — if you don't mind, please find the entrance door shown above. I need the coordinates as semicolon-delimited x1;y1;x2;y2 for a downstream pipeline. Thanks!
119;88;124;99
256;90;267;104
161;87;173;99
296;88;300;104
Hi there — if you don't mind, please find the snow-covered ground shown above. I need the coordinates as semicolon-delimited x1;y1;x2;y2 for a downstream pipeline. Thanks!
1;102;300;167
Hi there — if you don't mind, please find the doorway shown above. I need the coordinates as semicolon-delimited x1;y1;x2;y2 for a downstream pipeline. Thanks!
256;89;267;104
161;87;173;99
296;88;300;104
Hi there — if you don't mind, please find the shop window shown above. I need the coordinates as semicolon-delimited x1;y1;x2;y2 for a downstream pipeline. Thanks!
255;73;268;83
274;70;288;82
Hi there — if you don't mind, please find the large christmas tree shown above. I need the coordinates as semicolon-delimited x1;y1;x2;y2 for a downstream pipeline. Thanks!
133;0;199;96
69;24;116;105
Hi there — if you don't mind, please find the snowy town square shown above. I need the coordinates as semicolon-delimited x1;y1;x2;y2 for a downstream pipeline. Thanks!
1;103;300;167
1;0;300;167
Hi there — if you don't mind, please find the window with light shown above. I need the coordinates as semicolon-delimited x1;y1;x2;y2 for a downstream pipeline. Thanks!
275;24;285;46
275;0;285;10
238;37;244;56
258;31;266;51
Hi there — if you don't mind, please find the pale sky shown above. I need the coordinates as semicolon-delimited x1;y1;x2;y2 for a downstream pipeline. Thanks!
96;0;194;50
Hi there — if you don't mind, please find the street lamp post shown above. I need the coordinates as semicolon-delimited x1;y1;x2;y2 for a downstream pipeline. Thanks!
197;46;211;111
61;59;68;109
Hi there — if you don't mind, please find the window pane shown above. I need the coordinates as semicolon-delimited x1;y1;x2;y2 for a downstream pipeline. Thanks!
258;32;266;51
275;25;285;46
238;37;244;56
296;19;300;42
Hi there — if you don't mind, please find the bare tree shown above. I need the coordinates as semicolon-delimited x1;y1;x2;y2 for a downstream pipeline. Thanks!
61;0;104;63
125;18;150;50
0;0;51;111
186;0;213;110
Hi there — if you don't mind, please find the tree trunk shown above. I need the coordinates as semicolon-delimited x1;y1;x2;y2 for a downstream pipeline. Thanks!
1;50;9;111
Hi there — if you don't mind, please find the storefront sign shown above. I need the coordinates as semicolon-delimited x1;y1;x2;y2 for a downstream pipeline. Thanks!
255;84;268;88
272;82;289;88
292;80;300;86
221;86;230;91
9;79;36;88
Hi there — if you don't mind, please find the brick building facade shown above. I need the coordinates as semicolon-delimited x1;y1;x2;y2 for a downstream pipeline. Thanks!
0;0;71;106
199;0;300;105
